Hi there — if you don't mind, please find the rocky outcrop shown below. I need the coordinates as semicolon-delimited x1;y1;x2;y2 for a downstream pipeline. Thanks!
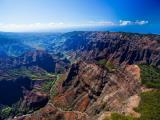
0;77;49;118
15;104;88;120
19;50;70;73
125;65;141;81
52;61;141;119
14;50;57;73
0;50;70;119
0;50;70;73
62;31;160;67
15;61;141;120
21;91;48;111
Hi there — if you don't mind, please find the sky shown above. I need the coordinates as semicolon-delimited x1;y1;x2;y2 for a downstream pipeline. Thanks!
0;0;160;33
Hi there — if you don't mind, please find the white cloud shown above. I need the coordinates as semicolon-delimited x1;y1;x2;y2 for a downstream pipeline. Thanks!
0;21;115;32
119;20;132;26
119;20;149;26
87;21;115;26
0;20;149;32
0;22;70;32
134;20;149;25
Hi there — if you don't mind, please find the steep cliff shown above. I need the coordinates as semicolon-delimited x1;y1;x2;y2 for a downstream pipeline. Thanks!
2;31;160;120
53;61;141;119
62;31;160;67
19;61;141;120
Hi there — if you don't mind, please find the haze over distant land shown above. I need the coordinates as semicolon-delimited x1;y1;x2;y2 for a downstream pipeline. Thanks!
0;0;160;33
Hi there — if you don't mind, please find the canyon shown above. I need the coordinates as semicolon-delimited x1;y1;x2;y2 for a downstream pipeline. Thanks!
0;31;160;120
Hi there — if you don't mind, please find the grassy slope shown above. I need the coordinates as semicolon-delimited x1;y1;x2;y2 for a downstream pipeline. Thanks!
136;90;160;120
139;64;160;88
104;91;160;120
103;64;160;120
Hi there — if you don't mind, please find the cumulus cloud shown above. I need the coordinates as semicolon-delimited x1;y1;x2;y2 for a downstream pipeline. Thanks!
119;20;148;26
0;20;149;32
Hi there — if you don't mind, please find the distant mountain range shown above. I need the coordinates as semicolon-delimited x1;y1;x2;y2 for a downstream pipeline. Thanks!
0;32;62;56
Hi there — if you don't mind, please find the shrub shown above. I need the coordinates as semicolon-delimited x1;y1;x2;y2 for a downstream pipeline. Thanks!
42;80;54;93
0;106;13;119
103;113;134;120
111;113;134;120
135;90;160;120
96;59;116;72
139;64;160;88
103;90;160;120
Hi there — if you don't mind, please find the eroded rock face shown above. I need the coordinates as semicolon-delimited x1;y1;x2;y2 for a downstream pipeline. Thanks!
52;61;141;119
11;31;159;119
0;50;55;72
15;104;88;120
125;65;141;81
62;31;160;67
0;77;49;119
0;50;70;73
14;50;56;73
16;62;141;120
20;91;49;111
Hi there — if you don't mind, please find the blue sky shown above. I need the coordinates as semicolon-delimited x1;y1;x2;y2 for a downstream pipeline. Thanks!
0;0;160;33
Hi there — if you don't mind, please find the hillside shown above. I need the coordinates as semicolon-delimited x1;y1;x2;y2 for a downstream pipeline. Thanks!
0;31;160;120
62;31;160;67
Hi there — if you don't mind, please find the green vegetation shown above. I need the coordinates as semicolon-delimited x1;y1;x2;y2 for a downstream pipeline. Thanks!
139;64;160;88
96;59;116;72
135;90;160;120
5;66;55;80
42;80;55;93
103;113;134;120
0;106;13;119
61;105;73;111
50;73;68;97
110;113;134;120
0;67;57;118
101;62;160;120
50;74;60;97
103;90;160;120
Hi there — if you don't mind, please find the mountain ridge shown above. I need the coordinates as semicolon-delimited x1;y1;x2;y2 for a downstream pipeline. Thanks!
0;31;160;120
